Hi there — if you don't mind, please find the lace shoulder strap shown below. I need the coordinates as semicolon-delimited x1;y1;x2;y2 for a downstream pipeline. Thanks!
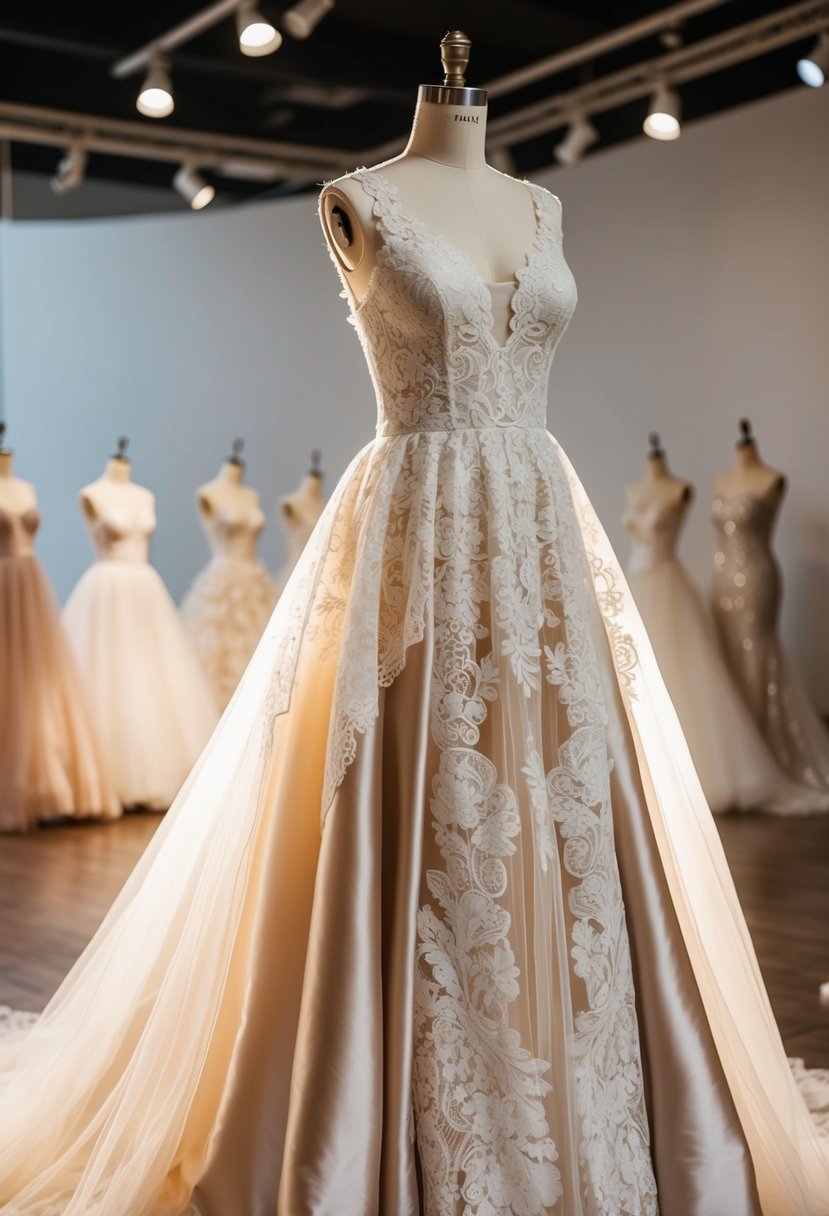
526;179;563;240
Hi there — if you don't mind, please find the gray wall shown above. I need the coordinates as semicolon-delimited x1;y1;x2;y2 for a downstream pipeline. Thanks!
2;83;828;706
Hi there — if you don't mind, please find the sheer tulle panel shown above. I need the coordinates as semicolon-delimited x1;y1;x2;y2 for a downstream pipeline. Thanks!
554;437;829;1216
63;564;217;809
0;450;373;1216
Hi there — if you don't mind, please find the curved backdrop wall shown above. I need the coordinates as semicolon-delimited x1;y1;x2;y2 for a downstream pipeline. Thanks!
2;83;828;706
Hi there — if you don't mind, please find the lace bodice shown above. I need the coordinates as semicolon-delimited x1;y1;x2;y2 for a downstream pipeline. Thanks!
202;506;265;562
339;168;578;437
624;497;688;573
88;501;156;563
0;506;39;557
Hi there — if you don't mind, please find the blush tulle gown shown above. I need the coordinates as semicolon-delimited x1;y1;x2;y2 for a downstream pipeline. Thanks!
0;504;120;831
1;168;828;1216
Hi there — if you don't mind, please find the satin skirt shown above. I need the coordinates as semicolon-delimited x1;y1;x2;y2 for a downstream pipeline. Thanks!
0;552;120;831
0;429;827;1215
191;634;760;1216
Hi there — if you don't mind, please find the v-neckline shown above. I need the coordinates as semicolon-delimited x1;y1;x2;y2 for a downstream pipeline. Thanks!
359;167;546;354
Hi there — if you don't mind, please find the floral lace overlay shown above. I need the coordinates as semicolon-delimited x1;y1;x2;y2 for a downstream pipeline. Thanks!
307;169;659;1212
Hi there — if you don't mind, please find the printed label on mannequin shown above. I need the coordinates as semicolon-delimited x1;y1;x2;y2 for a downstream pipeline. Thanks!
453;113;479;123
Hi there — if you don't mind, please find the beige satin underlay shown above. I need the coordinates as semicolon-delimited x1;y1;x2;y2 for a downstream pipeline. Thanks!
192;621;761;1216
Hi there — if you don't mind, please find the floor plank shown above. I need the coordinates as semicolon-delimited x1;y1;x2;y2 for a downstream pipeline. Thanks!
1;808;828;1066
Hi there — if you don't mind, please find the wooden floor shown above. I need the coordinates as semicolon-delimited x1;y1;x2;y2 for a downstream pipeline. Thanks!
1;809;829;1065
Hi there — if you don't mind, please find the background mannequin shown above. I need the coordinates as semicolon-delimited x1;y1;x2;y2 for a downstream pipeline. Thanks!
181;440;277;711
712;419;829;790
275;450;326;590
625;432;825;814
0;422;120;831
63;438;217;809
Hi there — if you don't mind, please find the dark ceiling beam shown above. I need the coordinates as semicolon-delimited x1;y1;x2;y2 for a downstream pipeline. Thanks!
0;20;409;100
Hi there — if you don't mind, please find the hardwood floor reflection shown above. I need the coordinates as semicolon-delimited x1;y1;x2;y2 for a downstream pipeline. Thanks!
1;808;829;1064
0;812;159;1011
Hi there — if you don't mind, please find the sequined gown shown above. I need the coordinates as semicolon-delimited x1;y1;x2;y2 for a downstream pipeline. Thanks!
625;496;827;813
0;168;827;1216
712;492;829;792
181;503;277;712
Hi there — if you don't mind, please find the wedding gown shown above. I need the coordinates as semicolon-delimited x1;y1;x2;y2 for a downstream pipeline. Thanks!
713;492;829;792
1;167;828;1216
62;496;217;808
625;496;828;814
180;505;277;712
0;504;120;831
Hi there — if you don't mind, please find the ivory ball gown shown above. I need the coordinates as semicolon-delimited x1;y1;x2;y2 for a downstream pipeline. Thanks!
62;494;217;809
180;504;277;712
1;168;828;1216
0;504;120;831
624;496;828;814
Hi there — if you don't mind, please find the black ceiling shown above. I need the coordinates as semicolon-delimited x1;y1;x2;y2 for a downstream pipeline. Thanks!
0;1;819;209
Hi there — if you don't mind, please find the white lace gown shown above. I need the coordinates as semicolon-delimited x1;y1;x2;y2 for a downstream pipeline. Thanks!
180;506;277;712
62;498;218;809
625;498;829;814
1;168;828;1216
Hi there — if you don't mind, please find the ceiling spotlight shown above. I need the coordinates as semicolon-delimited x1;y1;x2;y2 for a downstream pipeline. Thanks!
50;143;88;194
643;81;682;141
236;3;282;56
797;31;829;87
137;57;174;119
554;113;599;166
282;0;334;39
659;23;684;51
173;164;215;210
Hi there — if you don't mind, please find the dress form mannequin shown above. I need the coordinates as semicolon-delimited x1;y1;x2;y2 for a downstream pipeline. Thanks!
195;439;264;553
181;440;277;711
625;432;693;530
276;450;326;587
79;437;155;533
320;29;542;324
0;424;36;516
713;418;786;508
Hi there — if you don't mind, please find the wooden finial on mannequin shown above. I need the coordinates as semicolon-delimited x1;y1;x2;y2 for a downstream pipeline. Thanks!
104;437;132;484
308;448;323;478
647;431;665;460
737;418;755;448
229;437;246;467
419;29;486;106
440;30;472;87
0;421;12;478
